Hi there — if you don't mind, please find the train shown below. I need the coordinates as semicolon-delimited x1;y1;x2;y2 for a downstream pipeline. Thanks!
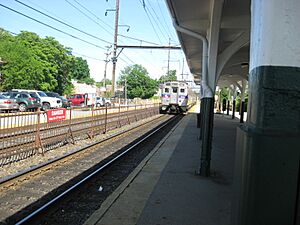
159;81;195;114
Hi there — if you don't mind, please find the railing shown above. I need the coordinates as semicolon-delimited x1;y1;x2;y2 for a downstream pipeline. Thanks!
0;103;160;166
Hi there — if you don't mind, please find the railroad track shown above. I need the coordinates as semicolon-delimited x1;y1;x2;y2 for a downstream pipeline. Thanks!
0;114;182;224
0;105;158;166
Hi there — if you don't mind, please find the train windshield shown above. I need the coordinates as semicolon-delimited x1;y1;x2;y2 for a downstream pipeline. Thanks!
172;87;178;93
165;88;169;93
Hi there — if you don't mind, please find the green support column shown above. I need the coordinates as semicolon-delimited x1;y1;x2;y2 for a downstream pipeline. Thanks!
198;97;214;176
232;67;300;225
239;101;245;123
226;100;230;115
231;99;236;119
232;1;300;224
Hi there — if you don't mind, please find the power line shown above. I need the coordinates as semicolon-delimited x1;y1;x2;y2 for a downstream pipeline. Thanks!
121;54;135;64
71;0;114;31
118;56;131;66
118;34;160;46
0;3;107;50
139;0;162;44
144;0;169;42
2;28;105;62
5;30;18;36
64;0;113;36
156;0;177;40
72;52;104;61
15;0;112;45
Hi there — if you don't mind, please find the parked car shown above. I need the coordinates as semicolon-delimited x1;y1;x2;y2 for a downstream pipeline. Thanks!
4;91;41;112
59;96;71;108
95;96;112;107
105;98;112;106
0;94;19;112
12;89;62;110
67;94;86;107
44;91;70;108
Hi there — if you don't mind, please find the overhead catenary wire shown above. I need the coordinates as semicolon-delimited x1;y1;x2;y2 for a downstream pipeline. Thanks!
140;0;184;75
14;0;112;45
120;53;135;64
25;0;66;22
155;0;177;41
138;0;162;44
118;56;131;66
72;52;104;61
144;0;169;42
2;28;105;62
144;0;182;71
118;34;160;46
71;0;114;31
0;3;107;50
64;0;114;36
66;0;137;68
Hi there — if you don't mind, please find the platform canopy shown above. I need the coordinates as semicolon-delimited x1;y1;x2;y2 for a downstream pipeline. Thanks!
165;0;251;88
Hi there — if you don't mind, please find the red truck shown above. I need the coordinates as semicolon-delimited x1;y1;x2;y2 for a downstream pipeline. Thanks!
67;94;87;106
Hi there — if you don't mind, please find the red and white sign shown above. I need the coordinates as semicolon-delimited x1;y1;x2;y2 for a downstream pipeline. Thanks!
46;108;66;122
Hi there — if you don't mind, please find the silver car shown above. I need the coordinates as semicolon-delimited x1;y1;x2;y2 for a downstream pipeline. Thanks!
0;94;19;112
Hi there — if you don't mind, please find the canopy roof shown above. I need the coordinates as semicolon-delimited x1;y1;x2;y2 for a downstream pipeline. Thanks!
165;0;251;88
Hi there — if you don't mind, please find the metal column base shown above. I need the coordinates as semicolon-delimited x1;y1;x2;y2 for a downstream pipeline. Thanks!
232;126;300;225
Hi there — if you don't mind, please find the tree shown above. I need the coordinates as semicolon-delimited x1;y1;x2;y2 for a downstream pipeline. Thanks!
0;29;93;95
158;69;177;83
118;64;158;99
96;79;112;88
69;56;91;83
0;30;49;91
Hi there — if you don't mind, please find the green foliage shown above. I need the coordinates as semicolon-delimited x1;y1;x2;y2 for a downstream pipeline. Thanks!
0;29;92;95
118;64;158;99
96;79;112;88
220;88;229;100
158;69;177;83
235;93;248;112
69;56;90;83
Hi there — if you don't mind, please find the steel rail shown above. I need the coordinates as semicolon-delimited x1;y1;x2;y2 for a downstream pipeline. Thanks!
0;106;158;165
0;114;164;185
14;115;178;225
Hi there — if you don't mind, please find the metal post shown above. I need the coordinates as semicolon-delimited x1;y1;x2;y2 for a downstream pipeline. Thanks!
67;107;75;144
35;108;43;155
232;99;236;119
227;100;230;115
104;105;108;133
124;78;127;105
111;0;120;95
89;107;94;138
126;102;130;125
118;103;121;127
134;100;138;121
240;101;245;123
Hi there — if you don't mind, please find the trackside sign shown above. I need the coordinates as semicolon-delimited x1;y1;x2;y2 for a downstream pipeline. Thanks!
46;108;66;122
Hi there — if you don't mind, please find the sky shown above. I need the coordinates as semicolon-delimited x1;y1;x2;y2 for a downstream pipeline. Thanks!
0;0;193;83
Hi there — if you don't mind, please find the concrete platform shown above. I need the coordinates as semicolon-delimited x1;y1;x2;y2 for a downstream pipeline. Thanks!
84;111;240;225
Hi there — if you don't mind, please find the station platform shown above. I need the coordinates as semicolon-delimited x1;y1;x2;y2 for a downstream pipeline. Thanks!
84;109;240;225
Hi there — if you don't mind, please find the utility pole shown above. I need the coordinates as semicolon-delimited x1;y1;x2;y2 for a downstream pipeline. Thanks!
103;46;111;91
111;0;120;96
180;58;189;81
167;38;170;76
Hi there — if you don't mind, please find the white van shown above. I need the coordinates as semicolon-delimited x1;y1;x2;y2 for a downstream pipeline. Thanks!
12;89;62;110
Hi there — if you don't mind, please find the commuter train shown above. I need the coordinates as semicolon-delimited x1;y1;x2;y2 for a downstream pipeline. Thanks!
159;81;193;114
